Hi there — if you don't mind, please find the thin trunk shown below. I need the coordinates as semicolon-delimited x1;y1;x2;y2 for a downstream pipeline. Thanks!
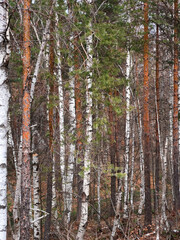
74;34;84;221
76;16;93;240
143;0;152;226
173;0;180;211
160;138;169;231
32;131;41;240
0;1;10;238
64;70;76;225
130;115;135;211
55;1;66;210
44;12;54;240
97;154;101;223
30;2;55;100
111;183;122;240
20;0;31;238
109;94;116;216
155;22;160;212
123;50;131;218
13;138;22;240
136;99;145;215
169;70;175;205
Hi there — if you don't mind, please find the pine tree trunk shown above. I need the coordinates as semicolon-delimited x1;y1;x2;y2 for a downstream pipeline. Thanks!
0;1;10;238
143;0;152;226
20;0;31;238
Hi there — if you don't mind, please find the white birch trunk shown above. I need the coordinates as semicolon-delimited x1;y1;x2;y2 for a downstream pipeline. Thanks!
64;72;76;224
8;119;18;175
30;2;55;100
55;20;66;204
76;16;93;240
97;160;101;223
136;99;145;215
169;70;175;203
0;2;10;238
55;2;65;196
111;183;122;240
32;153;41;240
130;116;135;210
160;137;169;231
13;138;22;240
52;156;57;218
123;50;131;218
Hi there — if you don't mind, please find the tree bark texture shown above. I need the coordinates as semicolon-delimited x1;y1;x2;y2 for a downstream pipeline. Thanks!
44;13;54;240
0;1;10;239
108;93;116;216
173;0;180;211
143;0;152;226
155;22;160;212
20;0;31;238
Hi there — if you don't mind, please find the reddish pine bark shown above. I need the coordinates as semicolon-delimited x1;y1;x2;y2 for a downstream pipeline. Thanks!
20;0;31;239
143;0;152;226
173;0;180;211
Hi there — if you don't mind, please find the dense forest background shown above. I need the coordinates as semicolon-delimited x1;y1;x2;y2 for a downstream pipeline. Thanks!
0;0;180;239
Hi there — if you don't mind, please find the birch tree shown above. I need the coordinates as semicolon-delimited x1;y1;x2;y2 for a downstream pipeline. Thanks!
76;1;93;237
0;1;10;238
123;50;131;218
173;0;180;211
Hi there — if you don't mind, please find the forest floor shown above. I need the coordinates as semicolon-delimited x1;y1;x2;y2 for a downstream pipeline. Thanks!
48;211;180;240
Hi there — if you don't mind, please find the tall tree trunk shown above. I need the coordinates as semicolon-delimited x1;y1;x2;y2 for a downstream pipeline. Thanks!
160;138;169;231
136;99;145;215
76;12;93;239
44;12;54;239
169;69;175;206
155;21;160;213
20;0;31;238
173;0;180;211
55;1;66;218
0;1;10;238
108;93;116;216
64;66;76;225
32;131;41;240
143;0;152;226
74;34;84;221
123;50;131;218
130;114;135;211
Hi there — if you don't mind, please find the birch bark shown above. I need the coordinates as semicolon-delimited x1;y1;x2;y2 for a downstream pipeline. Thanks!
32;131;41;240
123;50;131;218
173;0;180;210
0;1;10;238
76;7;93;238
